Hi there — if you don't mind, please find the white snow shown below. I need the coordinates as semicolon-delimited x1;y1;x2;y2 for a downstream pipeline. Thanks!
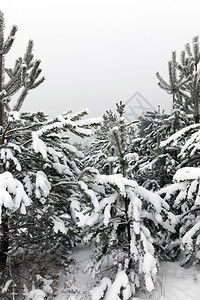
34;111;101;139
7;142;21;153
0;187;13;211
7;111;20;122
154;261;200;300
14;185;31;213
179;129;200;158
96;174;127;196
158;182;180;199
136;186;162;213
32;132;47;159
76;117;102;127
51;216;67;234
104;271;131;300
142;252;157;292
1;279;13;294
128;191;141;235
62;143;84;158
188;179;198;199
85;212;99;226
35;171;51;199
182;219;200;249
23;175;33;196
50;246;200;300
174;167;200;181
124;152;139;162
78;181;99;212
90;277;111;300
103;204;111;226
0;148;22;171
0;172;31;222
160;123;200;148
36;274;53;295
141;230;154;254
28;289;46;300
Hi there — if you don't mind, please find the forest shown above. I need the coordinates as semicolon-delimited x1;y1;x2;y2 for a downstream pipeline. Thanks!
0;10;200;300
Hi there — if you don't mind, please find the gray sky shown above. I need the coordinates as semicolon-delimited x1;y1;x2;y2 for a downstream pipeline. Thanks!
1;0;200;119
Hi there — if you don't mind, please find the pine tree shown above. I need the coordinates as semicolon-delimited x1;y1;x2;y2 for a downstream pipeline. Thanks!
156;36;200;123
82;109;118;174
76;169;175;297
76;103;175;297
134;108;192;188
160;122;200;168
0;11;44;273
159;167;200;265
157;120;200;263
83;102;138;178
156;52;188;109
0;12;102;295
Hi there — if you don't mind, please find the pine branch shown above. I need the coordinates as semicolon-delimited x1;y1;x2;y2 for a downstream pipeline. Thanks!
185;42;193;58
53;181;78;187
3;25;17;54
13;88;28;111
1;121;11;144
23;40;34;66
0;11;5;53
6;122;44;135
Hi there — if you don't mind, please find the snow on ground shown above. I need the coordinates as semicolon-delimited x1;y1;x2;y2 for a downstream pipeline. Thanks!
53;245;94;300
155;262;200;300
52;246;200;300
135;261;200;300
72;245;94;290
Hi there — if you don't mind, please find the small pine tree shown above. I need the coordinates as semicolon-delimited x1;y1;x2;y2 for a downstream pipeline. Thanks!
83;102;138;178
82;109;118;174
156;36;200;123
134;108;191;188
76;103;175;297
0;11;44;273
159;167;200;265
0;12;102;296
160;122;200;168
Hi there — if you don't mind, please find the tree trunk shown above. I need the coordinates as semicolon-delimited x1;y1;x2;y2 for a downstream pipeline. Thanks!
121;159;131;255
194;96;200;124
124;195;131;255
0;211;9;272
0;53;3;128
172;93;175;110
0;29;7;271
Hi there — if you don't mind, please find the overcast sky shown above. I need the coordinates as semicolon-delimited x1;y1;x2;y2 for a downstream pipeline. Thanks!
1;0;200;119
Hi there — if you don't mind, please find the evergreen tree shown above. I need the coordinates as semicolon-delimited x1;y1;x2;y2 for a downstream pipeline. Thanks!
76;103;175;297
156;36;200;123
159;167;200;265
0;12;102;297
160;122;200;168
83;102;138;178
0;11;44;273
82;109;118;174
158;122;200;263
156;52;188;109
134;108;192;188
